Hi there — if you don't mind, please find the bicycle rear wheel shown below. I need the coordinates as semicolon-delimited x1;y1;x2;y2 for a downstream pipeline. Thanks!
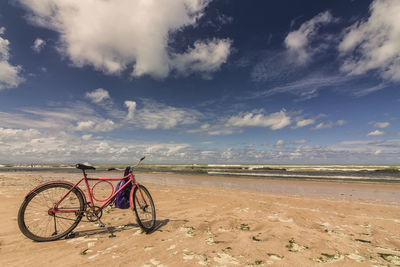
131;184;156;233
18;182;85;241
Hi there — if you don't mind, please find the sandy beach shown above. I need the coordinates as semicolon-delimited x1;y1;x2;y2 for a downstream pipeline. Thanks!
0;171;399;266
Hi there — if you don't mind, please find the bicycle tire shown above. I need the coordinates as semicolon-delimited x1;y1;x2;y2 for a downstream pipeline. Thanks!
18;182;85;241
131;184;156;233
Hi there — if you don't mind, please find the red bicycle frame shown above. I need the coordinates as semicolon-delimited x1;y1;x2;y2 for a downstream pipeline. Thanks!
27;171;145;215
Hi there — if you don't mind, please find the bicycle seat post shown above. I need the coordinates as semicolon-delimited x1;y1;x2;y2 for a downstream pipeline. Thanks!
82;169;87;179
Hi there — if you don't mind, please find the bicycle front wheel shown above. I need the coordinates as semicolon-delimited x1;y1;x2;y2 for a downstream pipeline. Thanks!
131;184;156;233
18;182;85;241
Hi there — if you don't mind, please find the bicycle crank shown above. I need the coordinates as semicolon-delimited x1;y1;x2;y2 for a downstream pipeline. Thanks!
86;206;103;222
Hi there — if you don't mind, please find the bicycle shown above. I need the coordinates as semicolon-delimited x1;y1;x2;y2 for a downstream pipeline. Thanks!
17;156;156;242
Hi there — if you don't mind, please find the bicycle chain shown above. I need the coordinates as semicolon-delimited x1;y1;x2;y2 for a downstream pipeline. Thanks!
86;206;103;222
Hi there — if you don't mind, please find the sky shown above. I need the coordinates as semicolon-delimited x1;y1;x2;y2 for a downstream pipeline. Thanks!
0;0;399;164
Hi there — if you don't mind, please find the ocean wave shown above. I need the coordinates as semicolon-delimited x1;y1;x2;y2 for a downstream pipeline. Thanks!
207;171;399;181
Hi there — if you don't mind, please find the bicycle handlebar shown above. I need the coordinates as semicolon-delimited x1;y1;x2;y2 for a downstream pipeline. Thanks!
132;156;146;169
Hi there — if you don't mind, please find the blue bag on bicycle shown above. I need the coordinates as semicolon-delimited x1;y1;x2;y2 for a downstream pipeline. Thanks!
114;166;132;209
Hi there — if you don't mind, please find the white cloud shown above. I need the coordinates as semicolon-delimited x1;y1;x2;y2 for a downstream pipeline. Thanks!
294;139;308;144
0;102;123;133
226;109;291;130
313;120;346;130
0;127;41;142
86;88;110;103
171;39;232;77
0;27;24;90
81;134;92;141
76;119;117;132
285;11;336;64
367;130;386;136
313;122;331;129
187;122;242;136
189;109;293;137
145;143;190;157
292;118;315;128
336;120;346;126
339;0;400;81
370;121;390;128
1;125;400;164
18;0;231;79
32;38;46;53
138;101;200;129
0;126;191;163
76;121;95;131
253;74;351;101
125;101;136;121
353;83;386;97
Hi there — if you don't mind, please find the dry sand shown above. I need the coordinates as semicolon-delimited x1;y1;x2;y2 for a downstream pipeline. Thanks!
0;171;399;266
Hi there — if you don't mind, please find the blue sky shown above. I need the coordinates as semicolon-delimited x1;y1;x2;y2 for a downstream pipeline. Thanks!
0;0;399;164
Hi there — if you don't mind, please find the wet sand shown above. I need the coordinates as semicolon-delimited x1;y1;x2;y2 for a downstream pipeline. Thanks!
0;171;399;266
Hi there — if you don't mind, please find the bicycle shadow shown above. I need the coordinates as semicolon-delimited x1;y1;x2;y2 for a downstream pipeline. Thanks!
147;219;170;234
66;222;139;239
66;219;170;239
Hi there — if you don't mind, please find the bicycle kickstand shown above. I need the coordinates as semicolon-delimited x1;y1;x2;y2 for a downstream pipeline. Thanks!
94;213;105;228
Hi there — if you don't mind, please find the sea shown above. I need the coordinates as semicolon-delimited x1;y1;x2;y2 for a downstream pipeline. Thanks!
1;164;399;183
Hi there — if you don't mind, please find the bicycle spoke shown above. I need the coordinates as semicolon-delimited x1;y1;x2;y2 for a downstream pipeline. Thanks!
52;215;58;236
133;185;155;232
18;183;84;241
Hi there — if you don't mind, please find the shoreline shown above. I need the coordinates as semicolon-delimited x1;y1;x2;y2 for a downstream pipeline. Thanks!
9;170;400;204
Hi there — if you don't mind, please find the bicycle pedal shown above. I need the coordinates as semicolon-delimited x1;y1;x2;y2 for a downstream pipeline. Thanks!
96;223;105;227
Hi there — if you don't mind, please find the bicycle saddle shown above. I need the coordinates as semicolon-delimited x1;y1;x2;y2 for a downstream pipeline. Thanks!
76;163;96;170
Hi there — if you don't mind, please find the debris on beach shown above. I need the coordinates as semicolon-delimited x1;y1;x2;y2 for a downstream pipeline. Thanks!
103;205;115;214
218;226;233;232
117;223;136;230
374;245;400;253
214;250;240;265
238;223;250;231
286;238;308;252
183;252;210;265
267;253;284;260
150;259;166;267
206;236;225;245
346;253;365;262
80;249;89;255
378;253;400;265
312;252;344;263
204;227;225;245
324;228;353;237
355;238;372;243
246;260;264;266
144;246;154;251
132;229;143;236
180;225;196;237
